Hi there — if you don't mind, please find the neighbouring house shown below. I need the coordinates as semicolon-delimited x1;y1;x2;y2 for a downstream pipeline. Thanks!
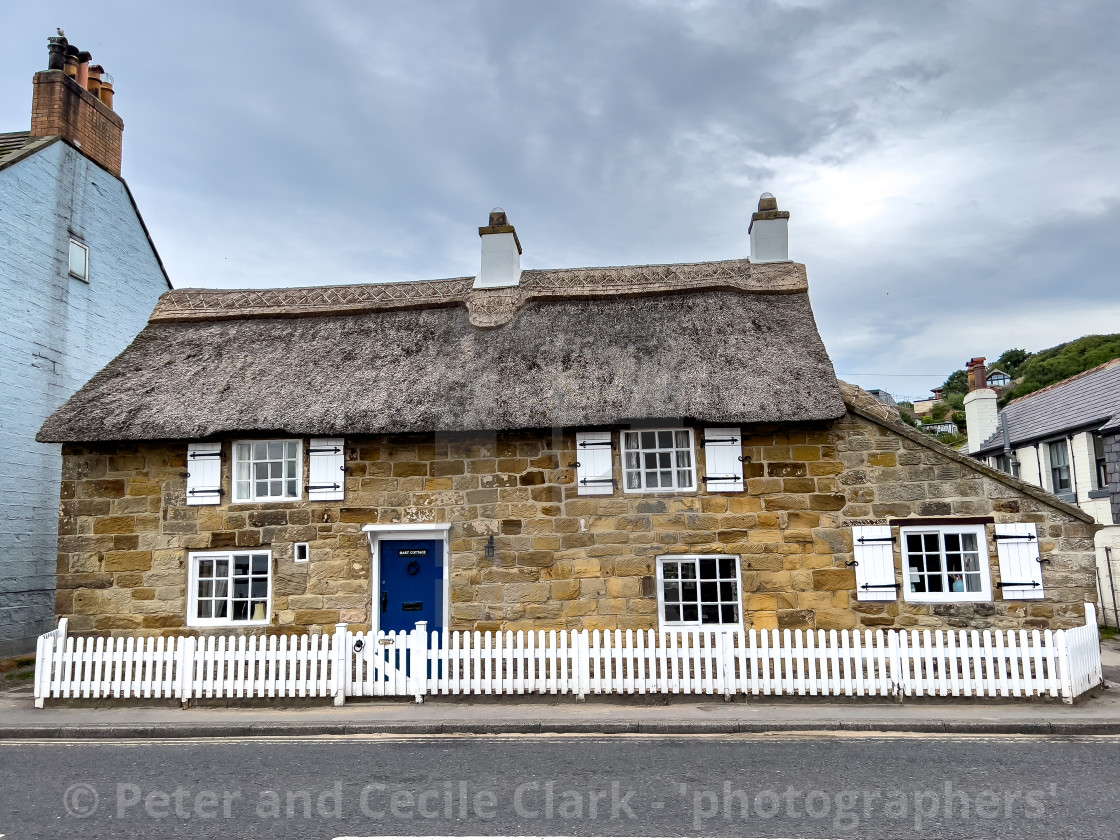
920;421;959;437
36;197;1100;643
911;387;943;418
986;368;1012;389
968;358;1120;622
0;36;171;656
865;389;896;407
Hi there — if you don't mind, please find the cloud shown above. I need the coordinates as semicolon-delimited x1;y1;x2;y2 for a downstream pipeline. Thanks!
1;0;1116;397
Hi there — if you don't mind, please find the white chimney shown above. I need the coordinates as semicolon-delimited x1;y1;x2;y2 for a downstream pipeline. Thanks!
749;192;790;262
474;208;522;289
963;358;999;453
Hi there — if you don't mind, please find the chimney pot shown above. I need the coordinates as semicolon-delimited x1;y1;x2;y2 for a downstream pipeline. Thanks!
63;45;79;78
47;35;68;70
749;192;791;262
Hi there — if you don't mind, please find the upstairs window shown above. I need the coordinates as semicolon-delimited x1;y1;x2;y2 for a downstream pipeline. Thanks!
901;525;991;603
68;239;89;281
622;429;696;492
1094;433;1110;489
1048;439;1072;494
233;440;301;502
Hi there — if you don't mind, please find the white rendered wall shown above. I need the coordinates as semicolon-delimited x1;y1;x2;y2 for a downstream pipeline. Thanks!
475;232;521;289
749;219;789;263
963;389;998;453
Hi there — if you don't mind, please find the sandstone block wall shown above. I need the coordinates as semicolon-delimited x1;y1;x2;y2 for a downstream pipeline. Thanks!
54;411;1098;637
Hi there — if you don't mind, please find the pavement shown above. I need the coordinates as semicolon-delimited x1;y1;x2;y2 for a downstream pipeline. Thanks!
2;635;1118;740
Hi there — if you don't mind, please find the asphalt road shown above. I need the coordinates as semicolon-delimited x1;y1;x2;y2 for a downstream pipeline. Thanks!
1;733;1118;839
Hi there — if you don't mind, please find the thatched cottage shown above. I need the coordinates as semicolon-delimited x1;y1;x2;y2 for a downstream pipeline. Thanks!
37;199;1099;638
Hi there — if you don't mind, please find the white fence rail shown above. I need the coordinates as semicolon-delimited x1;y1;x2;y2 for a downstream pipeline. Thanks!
35;605;1103;706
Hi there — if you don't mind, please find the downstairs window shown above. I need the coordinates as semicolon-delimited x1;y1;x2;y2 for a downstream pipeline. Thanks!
657;555;742;628
188;551;271;627
900;525;991;603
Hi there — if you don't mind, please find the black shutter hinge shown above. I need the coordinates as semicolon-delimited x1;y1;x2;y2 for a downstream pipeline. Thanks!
996;581;1041;588
856;535;896;544
994;532;1036;541
700;437;740;448
701;475;742;482
307;483;341;491
578;439;615;449
860;582;901;590
579;478;617;486
308;446;343;454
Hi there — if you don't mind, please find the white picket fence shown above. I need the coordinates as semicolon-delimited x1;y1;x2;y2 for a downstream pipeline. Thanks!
35;604;1104;706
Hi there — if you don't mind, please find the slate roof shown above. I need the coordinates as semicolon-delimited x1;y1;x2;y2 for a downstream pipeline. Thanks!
37;258;849;442
975;357;1120;455
0;131;32;162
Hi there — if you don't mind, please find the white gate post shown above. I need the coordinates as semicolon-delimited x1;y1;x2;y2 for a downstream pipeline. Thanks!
332;623;349;706
410;621;429;703
178;635;196;708
33;633;48;708
1055;629;1074;704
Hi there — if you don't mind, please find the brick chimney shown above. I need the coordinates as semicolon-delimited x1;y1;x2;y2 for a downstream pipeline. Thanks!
30;34;123;176
966;357;987;391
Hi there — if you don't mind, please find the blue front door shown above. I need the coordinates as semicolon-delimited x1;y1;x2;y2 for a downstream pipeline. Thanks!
378;539;443;634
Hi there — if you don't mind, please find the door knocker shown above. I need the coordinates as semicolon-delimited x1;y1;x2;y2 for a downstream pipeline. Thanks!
407;560;420;576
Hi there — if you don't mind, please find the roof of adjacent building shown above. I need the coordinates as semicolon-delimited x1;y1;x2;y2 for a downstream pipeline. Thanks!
37;258;848;442
975;357;1120;455
0;130;32;161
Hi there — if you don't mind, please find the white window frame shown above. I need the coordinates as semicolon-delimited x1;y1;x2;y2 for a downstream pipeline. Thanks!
899;524;992;604
68;238;89;281
656;554;743;629
1047;439;1072;495
621;428;697;493
187;550;272;628
232;439;303;502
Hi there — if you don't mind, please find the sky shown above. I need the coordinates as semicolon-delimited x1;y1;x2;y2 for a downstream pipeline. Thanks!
3;0;1118;400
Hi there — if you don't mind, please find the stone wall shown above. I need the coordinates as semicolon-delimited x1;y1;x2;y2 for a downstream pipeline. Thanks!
54;410;1098;638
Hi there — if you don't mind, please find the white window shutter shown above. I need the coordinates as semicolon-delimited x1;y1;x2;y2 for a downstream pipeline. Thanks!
575;431;615;495
186;442;222;506
308;438;345;501
852;525;898;601
995;522;1044;600
703;427;744;492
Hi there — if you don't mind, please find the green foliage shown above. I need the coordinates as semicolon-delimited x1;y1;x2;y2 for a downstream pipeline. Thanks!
1000;333;1120;405
929;402;950;422
994;348;1031;377
942;369;969;396
949;410;966;428
944;392;965;411
935;431;967;448
896;403;920;428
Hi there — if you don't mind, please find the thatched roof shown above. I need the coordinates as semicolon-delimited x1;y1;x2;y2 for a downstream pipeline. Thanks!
38;258;846;442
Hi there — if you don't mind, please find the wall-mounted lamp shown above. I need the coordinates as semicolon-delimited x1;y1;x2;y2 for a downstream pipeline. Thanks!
485;535;496;559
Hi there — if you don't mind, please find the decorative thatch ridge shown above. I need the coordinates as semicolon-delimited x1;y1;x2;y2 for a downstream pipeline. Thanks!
38;257;842;442
150;259;807;328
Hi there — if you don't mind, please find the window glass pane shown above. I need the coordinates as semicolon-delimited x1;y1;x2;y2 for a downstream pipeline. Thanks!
68;240;88;277
665;605;680;622
906;534;922;553
701;604;719;623
676;449;691;468
286;459;297;478
198;559;213;578
663;582;680;601
214;600;228;618
232;601;248;621
641;431;655;448
658;431;672;448
198;580;213;598
721;604;738;623
286;479;297;497
720;581;736;600
234;581;248;598
267;441;282;459
626;472;640;489
252;555;268;574
215;558;228;577
625;432;639;450
270;461;282;478
197;601;211;619
286;441;297;459
663;563;679;580
234;555;250;575
255;481;268;497
625;451;639;470
235;480;250;500
682;604;698;622
719;557;735;578
251;580;268;598
236;461;249;481
255;462;268;480
699;558;717;579
253;442;266;460
675;430;690;449
680;564;696;580
659;470;672;486
213;580;228;598
700;581;717;601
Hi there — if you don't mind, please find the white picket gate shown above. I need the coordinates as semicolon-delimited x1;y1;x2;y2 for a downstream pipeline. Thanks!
34;605;1104;706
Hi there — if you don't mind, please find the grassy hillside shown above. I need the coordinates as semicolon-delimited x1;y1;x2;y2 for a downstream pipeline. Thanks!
999;334;1120;404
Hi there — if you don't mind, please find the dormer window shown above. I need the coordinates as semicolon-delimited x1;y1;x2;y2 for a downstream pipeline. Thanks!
68;238;89;281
